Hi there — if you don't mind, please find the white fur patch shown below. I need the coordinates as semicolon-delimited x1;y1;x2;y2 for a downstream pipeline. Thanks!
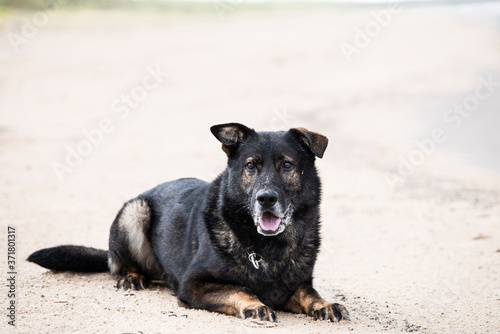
108;256;121;275
119;199;159;273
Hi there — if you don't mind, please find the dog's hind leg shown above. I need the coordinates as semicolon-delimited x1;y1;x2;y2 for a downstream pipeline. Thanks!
116;271;148;291
108;198;161;291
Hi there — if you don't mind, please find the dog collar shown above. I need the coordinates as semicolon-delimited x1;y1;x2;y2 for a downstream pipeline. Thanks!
248;252;263;269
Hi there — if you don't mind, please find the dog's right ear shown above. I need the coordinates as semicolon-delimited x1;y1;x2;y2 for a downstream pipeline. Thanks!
210;123;255;157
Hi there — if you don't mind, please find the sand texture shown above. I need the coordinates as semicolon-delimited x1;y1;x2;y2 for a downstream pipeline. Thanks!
1;4;500;333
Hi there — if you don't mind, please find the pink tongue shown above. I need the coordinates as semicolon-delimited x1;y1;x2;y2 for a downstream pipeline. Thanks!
259;212;281;231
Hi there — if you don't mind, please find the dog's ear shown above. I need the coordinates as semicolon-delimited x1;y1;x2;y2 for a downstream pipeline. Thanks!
210;123;255;157
289;128;328;159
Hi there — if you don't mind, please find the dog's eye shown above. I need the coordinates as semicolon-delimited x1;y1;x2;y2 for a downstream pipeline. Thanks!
245;162;256;171
282;161;294;171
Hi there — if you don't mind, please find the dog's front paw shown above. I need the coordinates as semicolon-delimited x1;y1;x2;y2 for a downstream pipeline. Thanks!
116;272;148;291
243;304;277;322
310;303;350;322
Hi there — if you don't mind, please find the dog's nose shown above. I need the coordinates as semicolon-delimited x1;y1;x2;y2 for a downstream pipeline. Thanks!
256;189;279;208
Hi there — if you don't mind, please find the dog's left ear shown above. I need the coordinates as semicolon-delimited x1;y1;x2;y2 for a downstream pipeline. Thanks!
289;128;328;159
210;123;255;157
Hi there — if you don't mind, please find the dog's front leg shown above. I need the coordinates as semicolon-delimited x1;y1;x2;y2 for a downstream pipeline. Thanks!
178;281;277;322
283;283;350;322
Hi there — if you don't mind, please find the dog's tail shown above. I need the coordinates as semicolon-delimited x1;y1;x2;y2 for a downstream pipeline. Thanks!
27;245;109;273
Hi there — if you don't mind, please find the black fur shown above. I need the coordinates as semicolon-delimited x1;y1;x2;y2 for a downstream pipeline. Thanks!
27;245;108;272
27;123;349;323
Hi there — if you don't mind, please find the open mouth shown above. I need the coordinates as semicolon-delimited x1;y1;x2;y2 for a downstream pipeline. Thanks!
259;212;281;232
257;211;286;236
255;205;293;237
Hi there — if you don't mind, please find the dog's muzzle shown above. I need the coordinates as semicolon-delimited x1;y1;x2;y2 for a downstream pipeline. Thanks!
254;189;293;236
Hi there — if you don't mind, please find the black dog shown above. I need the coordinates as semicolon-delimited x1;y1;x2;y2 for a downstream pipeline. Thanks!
28;123;349;323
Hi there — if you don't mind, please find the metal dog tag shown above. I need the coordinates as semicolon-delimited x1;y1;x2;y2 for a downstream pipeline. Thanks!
248;253;262;270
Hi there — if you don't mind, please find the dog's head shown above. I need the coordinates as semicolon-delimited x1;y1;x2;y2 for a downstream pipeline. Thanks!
211;123;328;237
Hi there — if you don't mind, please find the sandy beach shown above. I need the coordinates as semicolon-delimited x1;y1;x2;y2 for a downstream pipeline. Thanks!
1;2;500;333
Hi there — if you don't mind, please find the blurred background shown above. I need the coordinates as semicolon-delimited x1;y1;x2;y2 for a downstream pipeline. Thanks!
1;0;499;333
